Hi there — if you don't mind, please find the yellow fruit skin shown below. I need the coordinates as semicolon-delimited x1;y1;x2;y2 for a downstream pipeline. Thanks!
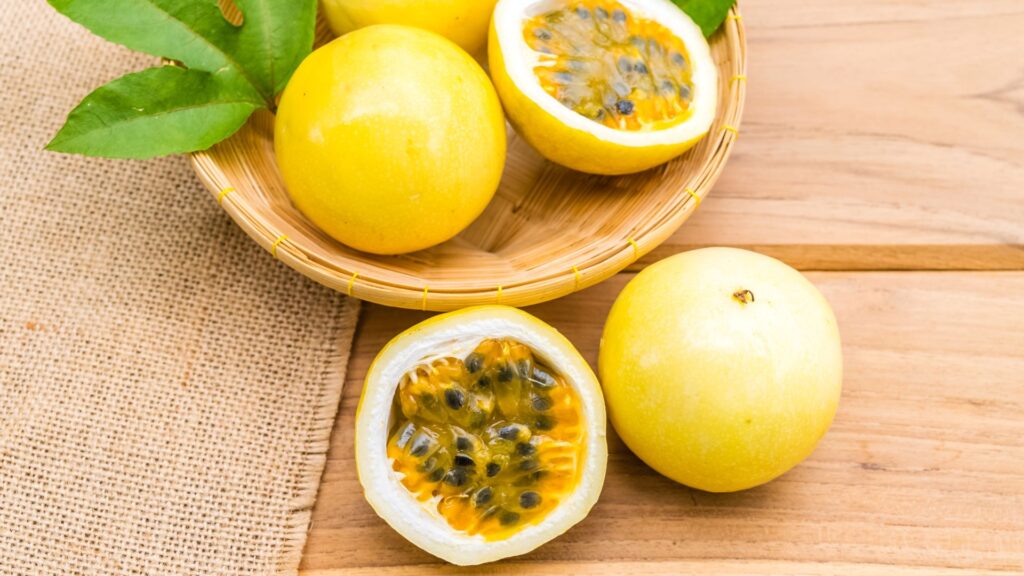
599;248;843;492
275;25;506;255
488;22;704;176
320;0;497;56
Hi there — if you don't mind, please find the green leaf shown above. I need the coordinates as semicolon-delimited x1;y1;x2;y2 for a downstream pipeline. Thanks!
47;0;254;94
232;0;317;95
673;0;737;37
46;0;318;159
46;0;317;104
47;65;261;159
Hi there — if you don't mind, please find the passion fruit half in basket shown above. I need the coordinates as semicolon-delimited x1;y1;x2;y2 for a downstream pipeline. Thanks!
356;306;607;565
489;0;718;175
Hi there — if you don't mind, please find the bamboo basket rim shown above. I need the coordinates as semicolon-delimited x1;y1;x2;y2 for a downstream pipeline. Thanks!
190;6;747;311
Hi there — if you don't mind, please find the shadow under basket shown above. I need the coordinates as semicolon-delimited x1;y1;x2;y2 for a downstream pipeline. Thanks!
190;8;747;311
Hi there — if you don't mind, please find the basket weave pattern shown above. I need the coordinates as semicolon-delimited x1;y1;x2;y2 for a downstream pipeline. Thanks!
191;9;747;311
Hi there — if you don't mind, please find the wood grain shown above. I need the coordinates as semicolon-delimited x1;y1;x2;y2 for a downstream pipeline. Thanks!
295;0;1024;571
657;0;1024;269
300;272;1024;575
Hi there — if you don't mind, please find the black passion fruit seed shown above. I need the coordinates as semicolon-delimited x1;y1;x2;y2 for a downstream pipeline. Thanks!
500;511;521;526
465;352;485;373
475;487;494;506
531;367;556;389
499;425;523;441
410;436;431;457
444;468;469;487
532;396;553;411
517;442;537;456
445;388;466;410
519;459;539;472
498;364;516;382
520;491;542;509
386;338;585;538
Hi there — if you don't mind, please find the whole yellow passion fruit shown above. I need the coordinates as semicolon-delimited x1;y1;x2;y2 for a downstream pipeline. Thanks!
320;0;498;56
599;248;843;492
275;25;506;255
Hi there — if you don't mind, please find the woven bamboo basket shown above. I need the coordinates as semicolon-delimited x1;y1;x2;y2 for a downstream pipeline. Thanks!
191;7;747;311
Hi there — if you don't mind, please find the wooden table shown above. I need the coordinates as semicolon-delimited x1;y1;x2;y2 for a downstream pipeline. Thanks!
300;0;1024;573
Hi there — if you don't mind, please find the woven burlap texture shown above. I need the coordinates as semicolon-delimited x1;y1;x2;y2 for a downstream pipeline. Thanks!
0;4;360;575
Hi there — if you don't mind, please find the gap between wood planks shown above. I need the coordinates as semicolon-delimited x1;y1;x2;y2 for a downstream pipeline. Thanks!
631;245;1024;272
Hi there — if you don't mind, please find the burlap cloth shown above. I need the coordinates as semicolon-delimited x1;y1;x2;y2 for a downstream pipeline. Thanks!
0;4;360;574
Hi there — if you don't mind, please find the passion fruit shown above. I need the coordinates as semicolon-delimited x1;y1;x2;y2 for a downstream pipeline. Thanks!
274;25;506;255
356;306;607;565
599;248;843;492
489;0;718;175
320;0;498;56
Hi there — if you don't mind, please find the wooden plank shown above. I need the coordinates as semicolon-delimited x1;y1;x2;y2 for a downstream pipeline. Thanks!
301;272;1024;574
653;0;1024;270
302;562;1011;576
633;245;1024;273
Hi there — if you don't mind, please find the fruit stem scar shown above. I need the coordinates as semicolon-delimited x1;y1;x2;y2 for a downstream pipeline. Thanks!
733;289;755;304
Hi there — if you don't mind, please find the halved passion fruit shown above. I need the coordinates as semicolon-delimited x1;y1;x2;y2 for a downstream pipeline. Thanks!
489;0;718;175
356;306;607;565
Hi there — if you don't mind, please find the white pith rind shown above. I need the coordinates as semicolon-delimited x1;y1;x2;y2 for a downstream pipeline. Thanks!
494;0;718;147
355;306;608;566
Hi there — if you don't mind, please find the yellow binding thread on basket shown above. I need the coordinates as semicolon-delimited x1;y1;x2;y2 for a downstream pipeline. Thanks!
684;187;702;209
347;272;359;297
627;237;640;261
727;13;742;22
496;285;504;304
271;235;288;258
217;187;235;204
723;125;740;139
731;74;747;84
421;287;429;311
571;266;581;291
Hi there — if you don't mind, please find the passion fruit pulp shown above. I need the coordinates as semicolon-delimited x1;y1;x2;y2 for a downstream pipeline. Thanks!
524;0;695;131
388;337;584;540
489;0;718;175
356;306;606;565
